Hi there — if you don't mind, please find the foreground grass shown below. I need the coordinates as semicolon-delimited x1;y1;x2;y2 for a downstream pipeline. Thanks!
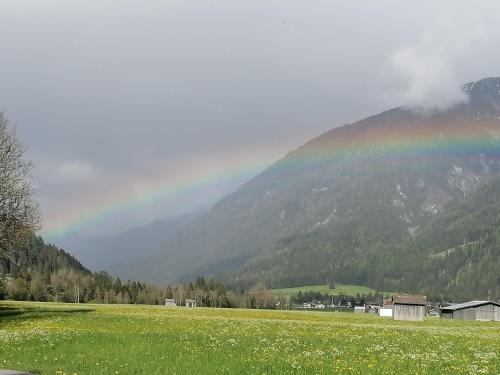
1;301;500;374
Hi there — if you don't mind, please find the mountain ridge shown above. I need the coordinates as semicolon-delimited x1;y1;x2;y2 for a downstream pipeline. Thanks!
124;77;500;300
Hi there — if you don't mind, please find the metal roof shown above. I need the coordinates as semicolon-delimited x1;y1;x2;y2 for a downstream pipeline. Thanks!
441;300;500;311
392;294;427;305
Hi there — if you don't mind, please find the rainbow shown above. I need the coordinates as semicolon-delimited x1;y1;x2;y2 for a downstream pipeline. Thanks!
40;148;284;239
41;112;500;239
290;113;500;162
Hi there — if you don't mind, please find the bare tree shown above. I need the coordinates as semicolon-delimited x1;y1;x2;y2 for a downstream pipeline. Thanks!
0;113;40;258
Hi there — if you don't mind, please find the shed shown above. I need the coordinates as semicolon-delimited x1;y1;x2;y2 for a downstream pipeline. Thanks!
392;294;426;321
164;298;177;307
185;298;197;308
441;301;500;321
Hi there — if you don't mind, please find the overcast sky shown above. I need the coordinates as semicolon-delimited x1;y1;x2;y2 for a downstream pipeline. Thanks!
1;0;500;238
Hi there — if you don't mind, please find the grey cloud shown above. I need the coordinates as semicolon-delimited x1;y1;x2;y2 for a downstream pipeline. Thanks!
383;4;498;111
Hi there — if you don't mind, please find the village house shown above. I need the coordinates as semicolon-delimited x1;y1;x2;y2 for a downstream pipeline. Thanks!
441;301;500;321
392;294;427;321
299;301;324;309
185;298;197;308
164;298;177;307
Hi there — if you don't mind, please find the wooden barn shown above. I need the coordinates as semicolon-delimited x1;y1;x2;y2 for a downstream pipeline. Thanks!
382;298;393;308
392;294;427;321
441;301;500;321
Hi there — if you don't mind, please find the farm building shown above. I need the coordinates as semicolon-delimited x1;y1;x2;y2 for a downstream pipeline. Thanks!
392;294;427;321
441;301;500;321
382;298;393;308
185;299;197;308
164;298;177;307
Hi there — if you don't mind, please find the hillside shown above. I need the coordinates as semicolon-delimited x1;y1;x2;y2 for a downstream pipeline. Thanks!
0;235;90;278
0;235;91;300
129;77;500;301
231;173;500;300
0;236;169;304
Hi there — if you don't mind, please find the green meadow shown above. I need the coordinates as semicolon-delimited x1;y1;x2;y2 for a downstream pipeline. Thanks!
1;301;500;374
271;283;385;297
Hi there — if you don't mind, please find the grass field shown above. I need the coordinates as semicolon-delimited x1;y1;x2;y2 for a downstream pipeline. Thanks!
1;301;500;374
271;283;386;297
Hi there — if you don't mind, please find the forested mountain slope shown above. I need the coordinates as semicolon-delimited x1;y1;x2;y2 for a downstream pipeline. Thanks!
0;236;90;278
228;173;500;300
0;236;157;303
